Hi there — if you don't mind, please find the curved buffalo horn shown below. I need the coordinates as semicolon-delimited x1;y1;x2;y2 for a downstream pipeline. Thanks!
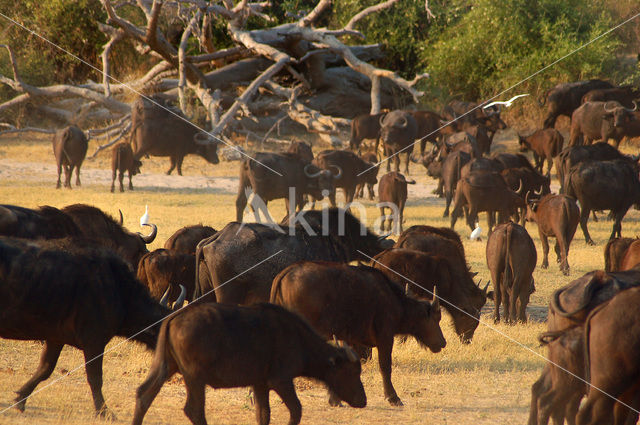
330;165;343;179
159;285;171;307
193;132;215;145
604;101;619;113
398;115;408;128
405;283;410;294
138;223;157;244
525;190;531;206
378;231;393;240
379;113;389;128
432;286;440;310
118;210;124;226
534;185;543;196
343;345;359;363
172;284;186;310
303;164;323;178
626;100;638;112
515;179;524;195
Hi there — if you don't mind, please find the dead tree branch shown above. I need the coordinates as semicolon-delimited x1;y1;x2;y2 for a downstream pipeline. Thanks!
345;0;401;31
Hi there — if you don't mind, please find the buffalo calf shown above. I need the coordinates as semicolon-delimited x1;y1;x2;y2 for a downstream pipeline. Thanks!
378;171;415;233
486;222;537;323
52;125;88;189
111;142;142;192
132;303;366;425
271;261;445;406
518;129;564;176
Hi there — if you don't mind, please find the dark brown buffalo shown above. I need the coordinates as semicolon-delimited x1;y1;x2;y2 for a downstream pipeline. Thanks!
409;109;455;155
460;157;505;179
0;204;79;239
442;100;507;136
137;248;195;304
466;124;493;155
540;79;613;128
164;224;217;255
129;96;219;175
195;208;392;305
271;261;445;406
530;269;640;425
443;131;480;159
451;170;526;234
604;237;640;272
235;152;339;221
372;248;487;343
349;112;386;151
565;159;640;244
581;85;640;108
52;125;88;189
501;167;550;200
286;140;314;163
111;142;142;193
378;171;415;233
486;222;536;323
518;129;564;175
61;204;157;269
440;150;472;217
313;150;377;206
555;142;629;194
490;152;535;171
0;237;183;416
395;225;466;260
525;193;579;275
601;110;640;148
577;286;640;425
569;101;637;147
529;326;585;425
355;152;379;199
379;110;418;173
132;303;366;425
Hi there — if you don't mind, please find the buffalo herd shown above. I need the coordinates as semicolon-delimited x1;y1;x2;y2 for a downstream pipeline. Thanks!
10;78;640;424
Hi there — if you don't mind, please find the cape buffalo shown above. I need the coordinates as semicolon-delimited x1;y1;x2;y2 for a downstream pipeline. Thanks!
0;237;184;416
378;171;415;233
235;152;339;222
111;142;142;192
565;159;640;244
164;224;217;255
486;222;537;323
442;100;507;136
440;150;471;217
52;125;88;189
600;110;640;148
355;151;379;199
568;100;637;147
312;150;377;206
518;129;564;176
132;303;366;425
604;237;640;272
577;287;640;425
0;204;79;239
581;85;640;108
410;109;455;156
501;167;550;223
349;112;385;151
129;96;220;175
195;208;391;305
525;193;579;275
286;140;314;163
372;248;487;343
271;261;445;406
540;79;613;128
379;110;418;173
395;225;466;259
490;152;535;171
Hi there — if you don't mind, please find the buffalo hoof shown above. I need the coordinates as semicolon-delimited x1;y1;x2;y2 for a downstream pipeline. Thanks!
110;187;115;193
541;262;548;269
586;239;595;246
328;394;343;407
13;395;26;412
443;211;449;218
96;405;116;420
387;395;403;407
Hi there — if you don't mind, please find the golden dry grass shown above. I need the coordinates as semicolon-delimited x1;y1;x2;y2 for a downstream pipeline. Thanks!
0;133;639;424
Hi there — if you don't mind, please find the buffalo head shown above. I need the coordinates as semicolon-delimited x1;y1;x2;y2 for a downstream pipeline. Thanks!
379;110;418;146
193;132;220;165
604;101;638;128
304;164;342;199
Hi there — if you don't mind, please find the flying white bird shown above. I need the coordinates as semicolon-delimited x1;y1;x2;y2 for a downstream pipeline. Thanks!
140;205;149;227
470;224;482;241
483;93;529;109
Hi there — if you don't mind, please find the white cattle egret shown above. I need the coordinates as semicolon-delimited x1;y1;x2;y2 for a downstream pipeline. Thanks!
470;224;482;241
483;93;529;109
140;205;149;226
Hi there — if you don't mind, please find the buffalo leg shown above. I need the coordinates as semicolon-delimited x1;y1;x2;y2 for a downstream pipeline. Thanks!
528;365;551;425
118;170;125;192
176;157;184;176
128;170;134;190
394;155;400;173
110;168;117;193
611;211;625;240
540;233;550;269
273;380;302;425
404;152;410;175
517;283;528;323
167;157;177;175
444;189;452;217
236;184;249;222
75;165;81;186
379;206;387;231
132;349;175;425
378;339;402;406
183;379;207;425
367;182;375;200
493;279;502;323
579;206;595;245
56;161;63;189
64;164;72;188
83;346;111;417
14;342;64;412
253;383;271;425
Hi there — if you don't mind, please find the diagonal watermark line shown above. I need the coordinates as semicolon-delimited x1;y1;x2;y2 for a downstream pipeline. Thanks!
0;11;283;177
358;10;640;177
359;249;640;415
0;249;283;415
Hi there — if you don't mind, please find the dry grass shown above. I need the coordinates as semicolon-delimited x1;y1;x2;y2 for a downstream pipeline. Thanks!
1;133;639;424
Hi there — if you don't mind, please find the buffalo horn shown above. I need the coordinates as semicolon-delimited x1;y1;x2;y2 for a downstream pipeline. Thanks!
331;165;343;179
138;223;157;244
118;210;124;226
525;191;531;206
604;101;618;113
626;100;638;112
482;281;490;295
515;179;524;195
399;115;408;128
534;185;543;196
405;283;410;294
432;286;440;310
172;284;186;310
303;164;323;178
159;285;171;307
378;231;393;240
343;345;359;363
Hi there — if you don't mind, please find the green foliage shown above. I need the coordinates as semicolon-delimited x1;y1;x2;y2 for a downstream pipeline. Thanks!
423;0;625;99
